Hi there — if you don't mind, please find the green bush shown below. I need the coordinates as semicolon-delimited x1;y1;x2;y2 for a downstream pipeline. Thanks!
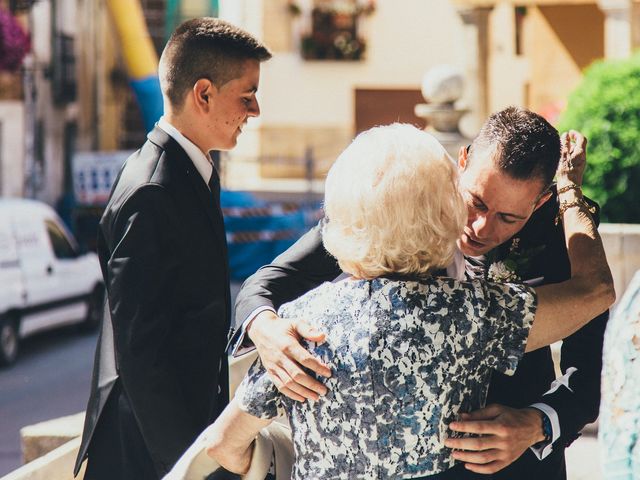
558;54;640;223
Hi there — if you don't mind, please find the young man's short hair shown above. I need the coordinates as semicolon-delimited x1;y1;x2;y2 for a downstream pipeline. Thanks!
470;106;561;190
159;17;272;110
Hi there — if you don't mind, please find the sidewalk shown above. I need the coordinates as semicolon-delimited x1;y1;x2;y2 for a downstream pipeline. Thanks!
567;433;602;480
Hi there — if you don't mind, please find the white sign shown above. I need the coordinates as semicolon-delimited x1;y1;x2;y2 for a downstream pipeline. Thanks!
73;151;132;205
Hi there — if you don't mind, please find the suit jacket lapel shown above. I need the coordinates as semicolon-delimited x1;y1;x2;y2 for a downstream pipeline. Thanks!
147;127;229;260
187;169;229;258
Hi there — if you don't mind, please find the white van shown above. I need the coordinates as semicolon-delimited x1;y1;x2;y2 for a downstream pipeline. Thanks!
0;199;104;366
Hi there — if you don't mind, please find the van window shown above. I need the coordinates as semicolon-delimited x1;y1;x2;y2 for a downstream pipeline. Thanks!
45;220;77;259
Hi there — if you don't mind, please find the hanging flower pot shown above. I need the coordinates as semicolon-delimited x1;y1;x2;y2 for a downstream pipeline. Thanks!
0;7;31;72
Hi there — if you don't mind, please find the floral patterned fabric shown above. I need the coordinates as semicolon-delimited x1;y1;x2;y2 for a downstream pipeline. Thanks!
236;276;537;479
600;271;640;479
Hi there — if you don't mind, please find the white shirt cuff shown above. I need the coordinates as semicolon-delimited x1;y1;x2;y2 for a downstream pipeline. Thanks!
528;368;579;459
229;306;277;357
529;403;561;460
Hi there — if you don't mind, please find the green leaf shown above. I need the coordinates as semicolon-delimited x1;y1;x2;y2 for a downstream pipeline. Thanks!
504;259;518;270
558;54;640;222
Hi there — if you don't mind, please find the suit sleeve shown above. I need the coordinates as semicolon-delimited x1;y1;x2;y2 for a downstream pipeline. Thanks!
531;195;608;449
541;311;608;448
105;186;200;475
233;220;342;329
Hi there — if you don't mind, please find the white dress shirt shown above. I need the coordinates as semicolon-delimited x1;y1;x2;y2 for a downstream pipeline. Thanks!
157;117;214;189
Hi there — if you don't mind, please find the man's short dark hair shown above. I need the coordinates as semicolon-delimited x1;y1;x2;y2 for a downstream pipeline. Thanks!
469;106;561;189
159;17;272;110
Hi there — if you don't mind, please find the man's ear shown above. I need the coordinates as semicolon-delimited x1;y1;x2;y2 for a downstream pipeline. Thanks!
533;190;553;212
193;79;216;113
458;145;468;172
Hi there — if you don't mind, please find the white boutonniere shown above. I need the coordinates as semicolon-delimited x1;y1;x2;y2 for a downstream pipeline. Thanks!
487;260;520;282
486;238;545;283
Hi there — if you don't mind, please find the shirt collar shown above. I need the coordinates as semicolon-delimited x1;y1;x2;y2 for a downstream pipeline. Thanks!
447;248;466;280
157;116;213;187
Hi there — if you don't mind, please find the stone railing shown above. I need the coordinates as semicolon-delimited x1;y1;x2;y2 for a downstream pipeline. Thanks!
599;223;640;303
0;437;83;480
0;353;257;480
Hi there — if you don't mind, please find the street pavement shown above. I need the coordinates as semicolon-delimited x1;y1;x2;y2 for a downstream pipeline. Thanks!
566;434;603;480
0;325;96;476
0;282;604;479
0;284;243;476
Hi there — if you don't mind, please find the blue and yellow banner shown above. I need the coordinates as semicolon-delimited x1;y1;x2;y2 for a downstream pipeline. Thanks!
106;0;163;132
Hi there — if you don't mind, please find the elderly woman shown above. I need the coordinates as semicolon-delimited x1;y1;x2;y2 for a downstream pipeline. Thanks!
206;124;614;479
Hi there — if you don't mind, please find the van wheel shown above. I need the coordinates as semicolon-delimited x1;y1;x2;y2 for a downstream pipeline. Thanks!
0;315;19;367
80;286;104;333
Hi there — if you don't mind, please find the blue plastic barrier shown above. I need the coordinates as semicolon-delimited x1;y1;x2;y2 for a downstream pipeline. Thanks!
221;190;322;280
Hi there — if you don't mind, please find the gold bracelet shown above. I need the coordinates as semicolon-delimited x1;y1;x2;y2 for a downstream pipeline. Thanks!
557;183;581;195
555;199;597;225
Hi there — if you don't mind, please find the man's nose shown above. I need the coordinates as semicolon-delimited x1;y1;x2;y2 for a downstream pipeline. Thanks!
471;214;492;240
249;98;260;117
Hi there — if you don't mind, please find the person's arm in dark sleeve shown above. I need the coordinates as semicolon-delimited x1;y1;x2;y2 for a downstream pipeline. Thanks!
529;196;609;458
230;220;340;401
533;310;608;452
230;220;341;352
106;186;199;475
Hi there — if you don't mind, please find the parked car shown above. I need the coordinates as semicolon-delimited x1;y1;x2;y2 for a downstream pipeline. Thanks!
0;199;104;366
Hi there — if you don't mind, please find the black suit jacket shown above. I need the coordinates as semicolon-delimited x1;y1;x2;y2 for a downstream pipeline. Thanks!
233;190;608;480
75;127;231;477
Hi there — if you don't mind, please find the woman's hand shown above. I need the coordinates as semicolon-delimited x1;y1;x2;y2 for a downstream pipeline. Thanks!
557;130;587;187
205;401;272;475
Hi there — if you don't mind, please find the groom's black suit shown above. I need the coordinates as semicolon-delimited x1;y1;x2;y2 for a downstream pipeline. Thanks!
75;127;231;479
233;190;608;480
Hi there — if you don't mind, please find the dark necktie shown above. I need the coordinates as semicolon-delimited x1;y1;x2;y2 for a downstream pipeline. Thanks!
208;167;221;199
208;167;225;227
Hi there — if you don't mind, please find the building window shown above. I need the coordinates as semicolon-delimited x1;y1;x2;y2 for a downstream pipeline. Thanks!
52;33;77;105
45;220;77;259
0;120;3;196
165;0;218;42
515;6;527;56
292;0;375;61
8;0;34;13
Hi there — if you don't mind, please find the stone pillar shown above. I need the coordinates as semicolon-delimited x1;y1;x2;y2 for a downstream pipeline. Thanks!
0;102;26;197
598;0;634;59
632;1;640;50
263;0;293;52
486;1;529;112
457;6;492;136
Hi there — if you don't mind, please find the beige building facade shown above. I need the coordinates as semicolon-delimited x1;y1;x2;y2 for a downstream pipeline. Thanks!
6;0;638;196
433;0;640;123
455;0;640;123
219;0;472;183
0;0;80;204
220;0;640;185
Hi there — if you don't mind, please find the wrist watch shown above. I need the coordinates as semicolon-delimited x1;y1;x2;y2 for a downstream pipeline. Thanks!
533;410;553;447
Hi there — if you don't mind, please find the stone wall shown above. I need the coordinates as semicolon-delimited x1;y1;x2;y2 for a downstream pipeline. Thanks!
0;102;25;197
600;223;640;303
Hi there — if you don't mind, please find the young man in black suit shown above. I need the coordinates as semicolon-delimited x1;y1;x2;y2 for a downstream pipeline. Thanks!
75;18;271;480
231;108;608;480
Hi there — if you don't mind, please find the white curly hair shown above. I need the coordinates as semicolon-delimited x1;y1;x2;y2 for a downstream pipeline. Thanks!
322;123;467;279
